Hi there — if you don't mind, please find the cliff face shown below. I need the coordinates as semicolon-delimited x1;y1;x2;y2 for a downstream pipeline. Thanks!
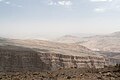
0;45;106;72
39;53;106;70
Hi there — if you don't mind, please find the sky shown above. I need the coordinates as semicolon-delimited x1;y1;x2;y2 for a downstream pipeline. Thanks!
0;0;120;39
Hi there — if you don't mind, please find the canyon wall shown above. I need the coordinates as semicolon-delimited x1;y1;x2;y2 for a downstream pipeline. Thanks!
0;46;106;72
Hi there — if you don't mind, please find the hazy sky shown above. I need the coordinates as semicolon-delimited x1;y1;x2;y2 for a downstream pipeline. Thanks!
0;0;120;38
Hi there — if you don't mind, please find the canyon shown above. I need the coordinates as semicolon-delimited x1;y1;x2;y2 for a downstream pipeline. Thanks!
0;31;120;72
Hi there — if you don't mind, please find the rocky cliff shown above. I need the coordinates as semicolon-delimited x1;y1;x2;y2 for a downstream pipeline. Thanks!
0;45;106;72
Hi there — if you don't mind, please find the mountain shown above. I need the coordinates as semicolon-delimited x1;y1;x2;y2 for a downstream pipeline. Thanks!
54;33;94;43
79;31;120;52
54;31;120;52
110;31;120;37
53;31;120;65
75;31;120;65
1;31;120;72
0;38;106;72
54;35;81;43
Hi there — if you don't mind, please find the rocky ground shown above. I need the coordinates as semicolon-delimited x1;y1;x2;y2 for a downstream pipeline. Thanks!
0;65;120;80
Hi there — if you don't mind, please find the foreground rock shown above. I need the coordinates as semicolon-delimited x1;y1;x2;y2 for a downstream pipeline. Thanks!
0;66;119;80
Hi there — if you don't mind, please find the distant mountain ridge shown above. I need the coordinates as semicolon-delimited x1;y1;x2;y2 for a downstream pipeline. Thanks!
54;33;94;43
55;35;81;43
79;31;120;52
54;31;120;52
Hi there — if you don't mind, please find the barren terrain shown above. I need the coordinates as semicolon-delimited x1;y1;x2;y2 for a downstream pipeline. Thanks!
0;66;120;80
